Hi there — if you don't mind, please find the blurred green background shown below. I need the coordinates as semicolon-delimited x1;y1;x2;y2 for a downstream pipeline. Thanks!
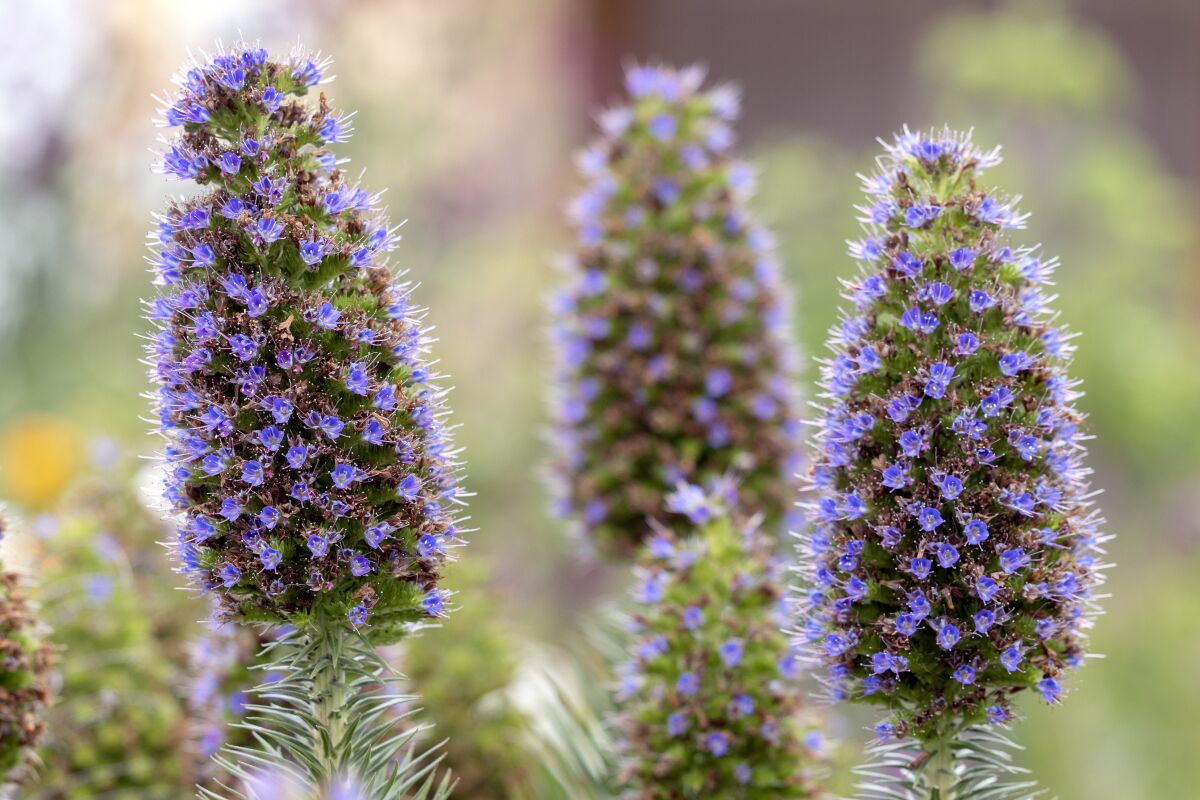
0;1;1197;798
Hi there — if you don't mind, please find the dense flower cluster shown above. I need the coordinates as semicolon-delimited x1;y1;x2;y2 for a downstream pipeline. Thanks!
146;44;464;640
0;516;53;789
614;485;822;798
549;63;803;557
795;128;1109;742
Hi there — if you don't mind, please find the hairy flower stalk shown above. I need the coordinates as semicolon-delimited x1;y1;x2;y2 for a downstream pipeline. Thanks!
549;63;803;557
145;42;463;796
614;485;823;799
0;515;53;793
795;128;1110;797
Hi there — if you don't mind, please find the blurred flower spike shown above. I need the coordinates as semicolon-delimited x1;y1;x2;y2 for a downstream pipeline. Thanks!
548;62;804;558
613;483;824;797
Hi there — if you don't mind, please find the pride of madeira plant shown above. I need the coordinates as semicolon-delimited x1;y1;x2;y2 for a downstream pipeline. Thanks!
549;63;804;557
0;514;53;794
615;484;824;798
551;64;824;800
796;127;1109;798
145;43;462;797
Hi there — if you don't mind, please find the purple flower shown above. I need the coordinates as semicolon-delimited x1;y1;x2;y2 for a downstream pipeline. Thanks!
218;152;242;175
241;460;264;486
256;216;284;242
316;302;341;329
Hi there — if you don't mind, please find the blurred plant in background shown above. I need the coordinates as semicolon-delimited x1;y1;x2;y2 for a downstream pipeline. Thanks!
616;489;824;798
397;567;611;800
186;612;275;795
25;445;203;799
548;62;803;557
31;509;188;798
0;514;52;794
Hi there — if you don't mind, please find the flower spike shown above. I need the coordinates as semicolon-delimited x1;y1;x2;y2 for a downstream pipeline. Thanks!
614;484;824;798
145;41;464;642
549;62;804;557
795;128;1110;788
145;41;459;798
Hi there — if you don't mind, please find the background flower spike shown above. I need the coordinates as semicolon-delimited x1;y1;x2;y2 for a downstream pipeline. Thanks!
548;62;804;557
144;40;463;797
614;483;825;798
794;126;1111;797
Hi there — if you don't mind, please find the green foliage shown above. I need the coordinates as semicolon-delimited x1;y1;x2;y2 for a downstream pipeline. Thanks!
918;0;1131;113
201;623;452;800
29;504;190;799
399;584;537;799
854;726;1043;800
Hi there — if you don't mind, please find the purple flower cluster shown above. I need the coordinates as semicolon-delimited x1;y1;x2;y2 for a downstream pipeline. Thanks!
548;63;803;557
795;128;1109;742
614;484;822;797
187;607;274;780
146;44;463;640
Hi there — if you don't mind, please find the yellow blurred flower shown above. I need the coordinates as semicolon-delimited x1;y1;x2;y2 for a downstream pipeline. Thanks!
0;416;84;510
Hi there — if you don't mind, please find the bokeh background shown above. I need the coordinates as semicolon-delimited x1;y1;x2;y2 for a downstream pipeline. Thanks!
1;0;1198;798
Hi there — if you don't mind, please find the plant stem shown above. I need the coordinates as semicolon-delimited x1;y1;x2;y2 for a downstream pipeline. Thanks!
311;622;349;782
925;735;957;800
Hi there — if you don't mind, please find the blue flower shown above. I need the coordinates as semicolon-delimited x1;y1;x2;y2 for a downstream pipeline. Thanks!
256;216;284;242
880;463;908;490
936;624;960;650
330;463;359;490
219;564;241;587
307;534;329;558
705;732;731;757
935;543;959;568
300;239;325;266
241;460;264;486
260;547;282;571
647;113;677;142
421;589;446;617
999;547;1030;575
676;672;699;695
719;638;744;668
917;506;943;532
1038;677;1061;704
316;301;341;329
218;152;242;175
964;519;989;545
